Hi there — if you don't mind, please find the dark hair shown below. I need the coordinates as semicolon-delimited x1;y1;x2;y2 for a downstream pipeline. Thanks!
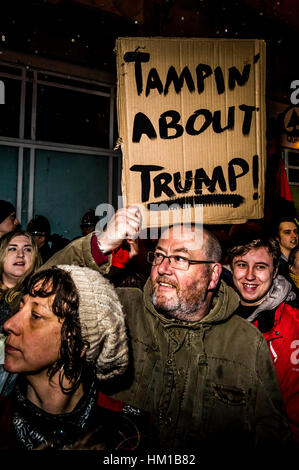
26;267;88;394
227;238;281;272
203;226;222;262
289;245;299;268
80;209;99;228
27;215;51;238
275;217;298;238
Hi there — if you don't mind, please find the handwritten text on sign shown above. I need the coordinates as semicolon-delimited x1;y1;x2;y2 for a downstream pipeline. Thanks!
116;38;266;225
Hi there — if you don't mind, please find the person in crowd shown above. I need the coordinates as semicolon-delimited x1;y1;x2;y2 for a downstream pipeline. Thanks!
0;230;42;395
289;245;299;292
106;238;148;289
228;237;299;445
0;201;20;239
80;209;99;237
41;207;290;452
274;217;298;279
0;230;42;327
27;215;69;263
219;219;267;288
0;265;153;451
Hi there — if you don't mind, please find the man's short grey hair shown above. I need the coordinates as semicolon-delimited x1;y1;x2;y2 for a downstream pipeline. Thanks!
160;223;222;262
202;227;222;262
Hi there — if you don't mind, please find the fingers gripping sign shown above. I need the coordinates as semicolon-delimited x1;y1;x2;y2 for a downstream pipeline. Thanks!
96;206;141;254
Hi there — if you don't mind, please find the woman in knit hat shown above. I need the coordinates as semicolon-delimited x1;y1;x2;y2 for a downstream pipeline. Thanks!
0;265;153;451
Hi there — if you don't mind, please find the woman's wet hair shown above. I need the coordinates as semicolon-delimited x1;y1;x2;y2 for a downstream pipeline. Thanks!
26;267;88;394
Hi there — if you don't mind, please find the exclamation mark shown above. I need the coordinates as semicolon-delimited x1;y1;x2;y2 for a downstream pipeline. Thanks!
252;154;259;200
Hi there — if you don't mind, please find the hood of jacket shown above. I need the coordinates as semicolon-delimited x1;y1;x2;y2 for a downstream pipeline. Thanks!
246;274;296;323
143;277;239;329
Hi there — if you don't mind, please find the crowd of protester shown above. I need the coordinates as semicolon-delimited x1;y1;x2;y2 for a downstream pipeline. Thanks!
0;198;298;458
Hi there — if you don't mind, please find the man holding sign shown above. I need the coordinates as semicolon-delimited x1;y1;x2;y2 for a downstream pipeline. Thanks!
116;37;266;228
41;38;289;452
42;206;290;451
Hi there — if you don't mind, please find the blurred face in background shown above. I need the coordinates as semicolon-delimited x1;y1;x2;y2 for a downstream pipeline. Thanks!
0;212;20;238
276;221;298;258
81;224;95;237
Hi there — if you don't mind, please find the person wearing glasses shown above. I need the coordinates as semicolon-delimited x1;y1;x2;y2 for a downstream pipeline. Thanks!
41;207;290;453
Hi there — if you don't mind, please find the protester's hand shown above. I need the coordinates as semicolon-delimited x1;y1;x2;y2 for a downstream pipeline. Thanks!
96;206;141;254
127;238;139;260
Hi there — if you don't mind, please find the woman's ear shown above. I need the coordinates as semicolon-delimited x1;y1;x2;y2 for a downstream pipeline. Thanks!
208;263;222;290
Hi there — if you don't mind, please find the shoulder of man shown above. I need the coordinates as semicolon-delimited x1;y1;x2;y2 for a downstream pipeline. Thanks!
275;300;299;320
116;286;144;311
40;232;111;275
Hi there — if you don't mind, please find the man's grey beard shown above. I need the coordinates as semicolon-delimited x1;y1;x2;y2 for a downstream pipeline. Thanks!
150;277;209;321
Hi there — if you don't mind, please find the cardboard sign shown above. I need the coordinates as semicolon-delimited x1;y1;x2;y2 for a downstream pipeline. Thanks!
116;37;266;227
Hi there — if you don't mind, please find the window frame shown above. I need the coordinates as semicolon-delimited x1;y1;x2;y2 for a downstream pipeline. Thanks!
0;57;122;225
282;147;299;186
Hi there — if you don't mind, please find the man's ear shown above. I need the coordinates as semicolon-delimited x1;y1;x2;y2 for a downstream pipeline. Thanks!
273;266;279;279
208;263;222;290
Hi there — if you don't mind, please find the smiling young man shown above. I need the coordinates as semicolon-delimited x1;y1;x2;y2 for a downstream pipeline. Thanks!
41;209;291;452
229;238;299;444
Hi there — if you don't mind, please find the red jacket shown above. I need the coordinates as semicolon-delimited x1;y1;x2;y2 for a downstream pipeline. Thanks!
254;302;299;444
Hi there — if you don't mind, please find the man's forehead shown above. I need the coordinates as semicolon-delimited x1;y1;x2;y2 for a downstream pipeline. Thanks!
159;225;204;248
279;222;297;232
233;246;273;263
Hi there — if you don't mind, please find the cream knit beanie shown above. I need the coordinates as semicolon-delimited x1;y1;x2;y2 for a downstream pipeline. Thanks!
57;265;128;381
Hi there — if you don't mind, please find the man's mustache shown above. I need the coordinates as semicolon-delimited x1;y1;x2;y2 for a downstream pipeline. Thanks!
152;275;178;290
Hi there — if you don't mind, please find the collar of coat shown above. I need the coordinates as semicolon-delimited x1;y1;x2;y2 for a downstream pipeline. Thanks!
143;278;239;329
245;275;295;323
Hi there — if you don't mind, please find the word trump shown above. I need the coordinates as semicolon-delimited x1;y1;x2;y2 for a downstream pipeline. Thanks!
130;155;260;208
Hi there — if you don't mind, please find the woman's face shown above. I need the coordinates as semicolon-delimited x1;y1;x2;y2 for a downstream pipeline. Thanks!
2;235;33;287
3;290;62;375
